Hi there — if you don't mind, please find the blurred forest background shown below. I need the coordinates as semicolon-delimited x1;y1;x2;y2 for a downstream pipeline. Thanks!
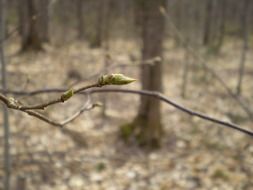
0;0;253;189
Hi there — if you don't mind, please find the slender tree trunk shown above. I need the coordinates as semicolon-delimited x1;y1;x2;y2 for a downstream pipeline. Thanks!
38;0;49;42
236;0;250;95
15;176;26;190
211;0;220;45
181;43;190;98
18;0;27;36
133;0;166;148
20;0;43;51
203;0;213;46
177;0;183;31
103;0;113;50
217;0;226;49
0;0;11;189
90;0;103;48
76;0;85;40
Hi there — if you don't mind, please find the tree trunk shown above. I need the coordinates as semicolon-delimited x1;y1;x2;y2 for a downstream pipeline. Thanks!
89;0;103;48
0;0;11;189
217;0;226;49
76;0;85;40
15;176;26;190
181;42;190;98
19;0;43;51
133;0;166;148
203;0;213;46
236;0;250;95
38;0;49;42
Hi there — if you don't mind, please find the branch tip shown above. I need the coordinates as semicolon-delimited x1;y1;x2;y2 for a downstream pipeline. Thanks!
98;73;136;86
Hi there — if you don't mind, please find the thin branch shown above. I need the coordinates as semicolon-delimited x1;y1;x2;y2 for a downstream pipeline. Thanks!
22;102;98;128
60;103;98;126
59;94;92;126
3;95;98;128
15;83;99;110
23;110;63;127
73;84;99;94
0;88;66;96
87;88;253;137
0;74;135;127
160;8;253;120
0;83;99;127
1;87;252;137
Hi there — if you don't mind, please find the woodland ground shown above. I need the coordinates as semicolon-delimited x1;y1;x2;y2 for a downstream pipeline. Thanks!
0;38;253;190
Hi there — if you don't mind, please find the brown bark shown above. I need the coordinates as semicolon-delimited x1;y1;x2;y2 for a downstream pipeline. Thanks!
133;0;166;148
38;0;49;42
217;0;226;48
19;0;43;51
89;0;103;48
236;0;250;95
76;0;85;40
0;0;11;189
203;0;213;46
89;0;113;48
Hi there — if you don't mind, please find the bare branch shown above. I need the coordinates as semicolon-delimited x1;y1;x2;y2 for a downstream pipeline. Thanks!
19;83;99;110
22;102;99;128
160;7;253;120
0;74;135;127
60;102;100;126
1;87;252;137
0;93;99;128
23;110;63;127
88;88;253;137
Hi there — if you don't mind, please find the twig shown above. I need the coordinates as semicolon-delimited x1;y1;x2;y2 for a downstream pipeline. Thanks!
0;92;98;127
23;102;98;128
13;83;99;110
0;88;66;96
1;87;252;137
0;74;135;127
87;88;253;137
160;8;253;120
16;74;135;110
23;110;63;127
0;83;98;127
59;95;98;126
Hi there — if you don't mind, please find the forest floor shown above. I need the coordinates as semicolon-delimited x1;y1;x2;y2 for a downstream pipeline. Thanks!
0;39;253;190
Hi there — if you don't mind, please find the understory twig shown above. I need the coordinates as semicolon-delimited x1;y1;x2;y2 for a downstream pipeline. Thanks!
24;102;98;127
0;90;98;128
88;88;253;137
160;8;253;120
1;87;252;137
19;83;99;110
0;74;135;127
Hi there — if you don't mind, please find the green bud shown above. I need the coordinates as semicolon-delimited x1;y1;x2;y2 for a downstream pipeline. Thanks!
61;89;74;102
98;74;136;86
